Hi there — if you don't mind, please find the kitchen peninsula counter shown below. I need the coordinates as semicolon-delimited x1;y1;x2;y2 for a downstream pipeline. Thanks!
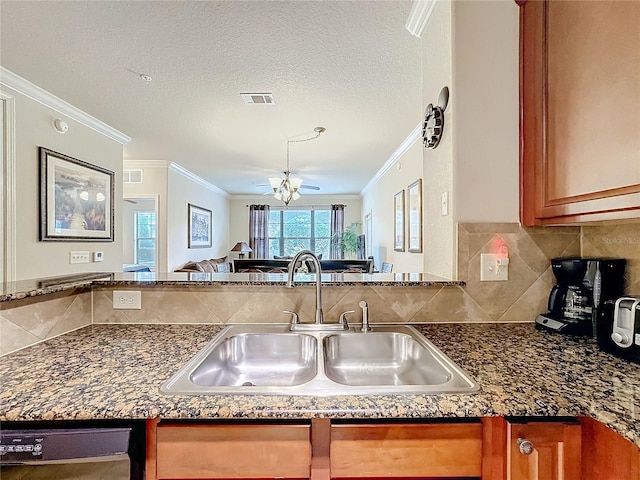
0;271;463;302
1;323;638;447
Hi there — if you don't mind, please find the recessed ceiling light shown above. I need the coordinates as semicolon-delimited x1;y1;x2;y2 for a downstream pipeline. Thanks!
240;93;275;105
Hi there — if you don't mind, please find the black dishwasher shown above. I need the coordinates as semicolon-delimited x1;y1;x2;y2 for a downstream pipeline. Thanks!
0;420;145;480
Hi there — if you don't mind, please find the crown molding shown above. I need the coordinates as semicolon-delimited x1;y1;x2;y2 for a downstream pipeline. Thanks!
405;0;439;38
123;159;169;169
169;162;229;197
0;67;131;145
361;123;421;195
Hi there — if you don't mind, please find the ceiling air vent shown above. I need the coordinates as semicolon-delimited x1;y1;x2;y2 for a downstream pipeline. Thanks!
123;169;143;183
240;93;275;105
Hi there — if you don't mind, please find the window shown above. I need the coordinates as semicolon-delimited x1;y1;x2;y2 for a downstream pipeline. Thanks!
268;208;331;258
134;211;156;267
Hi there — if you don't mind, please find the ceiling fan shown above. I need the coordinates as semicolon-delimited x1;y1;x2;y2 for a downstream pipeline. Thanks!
258;127;325;205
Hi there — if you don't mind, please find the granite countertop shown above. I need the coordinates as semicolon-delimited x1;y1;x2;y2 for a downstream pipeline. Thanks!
1;323;638;447
0;272;463;302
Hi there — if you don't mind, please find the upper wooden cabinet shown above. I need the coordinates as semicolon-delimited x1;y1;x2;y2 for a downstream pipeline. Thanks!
519;0;640;225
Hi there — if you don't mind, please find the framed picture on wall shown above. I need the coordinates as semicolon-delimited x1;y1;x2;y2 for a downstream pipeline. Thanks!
39;147;114;241
393;190;405;252
407;179;423;253
188;203;212;248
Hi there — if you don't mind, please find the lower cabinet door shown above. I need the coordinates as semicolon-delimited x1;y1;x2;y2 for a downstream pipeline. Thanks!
330;422;483;478
508;421;581;480
154;423;311;479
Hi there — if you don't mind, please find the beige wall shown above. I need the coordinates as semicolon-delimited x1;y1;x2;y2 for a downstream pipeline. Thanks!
228;195;362;259
452;0;520;223
167;167;230;271
123;162;168;272
123;162;230;272
422;0;455;279
361;140;424;273
2;85;124;280
360;0;520;280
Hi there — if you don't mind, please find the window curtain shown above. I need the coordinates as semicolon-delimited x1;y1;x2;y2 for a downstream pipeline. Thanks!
249;205;270;259
330;204;345;259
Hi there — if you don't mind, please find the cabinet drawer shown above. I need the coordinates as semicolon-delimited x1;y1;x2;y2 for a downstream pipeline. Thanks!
330;423;482;478
155;423;311;479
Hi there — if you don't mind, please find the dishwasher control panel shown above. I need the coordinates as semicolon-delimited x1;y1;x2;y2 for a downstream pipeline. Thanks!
0;428;130;464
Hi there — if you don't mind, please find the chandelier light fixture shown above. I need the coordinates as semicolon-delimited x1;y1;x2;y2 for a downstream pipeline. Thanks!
269;127;325;206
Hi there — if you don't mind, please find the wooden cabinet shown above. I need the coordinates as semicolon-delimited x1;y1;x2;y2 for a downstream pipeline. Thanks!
579;416;640;480
146;417;638;480
330;422;483;478
147;419;312;479
519;0;640;225
507;420;582;480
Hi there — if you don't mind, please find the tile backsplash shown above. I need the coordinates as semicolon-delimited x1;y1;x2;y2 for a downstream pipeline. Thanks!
581;221;640;293
0;290;91;355
2;221;639;355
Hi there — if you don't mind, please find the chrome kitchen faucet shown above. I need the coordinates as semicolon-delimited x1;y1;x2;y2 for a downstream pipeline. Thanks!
285;250;349;332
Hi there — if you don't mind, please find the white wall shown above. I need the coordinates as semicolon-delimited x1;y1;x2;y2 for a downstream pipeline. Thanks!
361;141;424;273
2;85;124;280
422;0;455;279
167;167;229;271
228;195;362;260
452;0;520;223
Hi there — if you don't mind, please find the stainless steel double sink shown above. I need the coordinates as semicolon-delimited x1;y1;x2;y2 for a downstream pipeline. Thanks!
161;324;480;395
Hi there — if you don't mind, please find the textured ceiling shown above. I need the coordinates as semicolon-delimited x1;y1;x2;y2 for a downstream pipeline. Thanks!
0;1;422;196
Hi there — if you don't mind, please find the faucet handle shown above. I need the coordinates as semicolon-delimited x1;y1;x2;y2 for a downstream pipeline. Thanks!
283;310;300;327
339;310;355;329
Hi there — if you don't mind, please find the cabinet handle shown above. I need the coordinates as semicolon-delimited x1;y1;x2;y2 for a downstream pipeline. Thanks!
517;437;534;455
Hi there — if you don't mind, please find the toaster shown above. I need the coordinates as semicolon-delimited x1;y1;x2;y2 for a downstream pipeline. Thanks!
596;296;640;363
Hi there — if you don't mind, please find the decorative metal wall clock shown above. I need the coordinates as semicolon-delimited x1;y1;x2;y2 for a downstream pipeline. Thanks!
422;86;449;149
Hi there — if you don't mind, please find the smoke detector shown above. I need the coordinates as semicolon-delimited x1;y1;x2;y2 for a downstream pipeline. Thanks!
240;93;275;105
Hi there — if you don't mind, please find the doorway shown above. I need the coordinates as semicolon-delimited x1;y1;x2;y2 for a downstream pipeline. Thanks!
122;196;158;271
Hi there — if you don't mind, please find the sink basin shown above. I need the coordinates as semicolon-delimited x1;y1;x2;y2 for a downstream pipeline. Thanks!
323;332;452;386
190;333;317;387
161;324;479;395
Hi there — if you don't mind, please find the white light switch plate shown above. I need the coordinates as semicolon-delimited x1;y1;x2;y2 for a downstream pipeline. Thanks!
70;251;90;264
113;290;142;309
441;192;449;216
480;253;509;281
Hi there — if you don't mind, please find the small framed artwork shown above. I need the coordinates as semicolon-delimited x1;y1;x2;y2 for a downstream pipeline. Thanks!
407;179;423;253
39;147;114;241
393;190;405;252
188;204;212;248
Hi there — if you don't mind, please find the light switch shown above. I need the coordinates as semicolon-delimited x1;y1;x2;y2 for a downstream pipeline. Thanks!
69;251;90;264
441;192;449;216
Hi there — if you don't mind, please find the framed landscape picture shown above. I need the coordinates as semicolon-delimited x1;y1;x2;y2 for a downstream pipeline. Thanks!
188;204;212;248
407;179;422;253
39;147;114;241
393;190;405;252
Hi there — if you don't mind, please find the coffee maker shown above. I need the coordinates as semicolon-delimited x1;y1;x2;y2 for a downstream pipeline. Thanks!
535;257;626;336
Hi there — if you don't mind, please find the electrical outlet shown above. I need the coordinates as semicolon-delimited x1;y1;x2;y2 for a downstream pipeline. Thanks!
112;290;142;309
92;251;104;262
69;251;90;264
480;253;509;281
